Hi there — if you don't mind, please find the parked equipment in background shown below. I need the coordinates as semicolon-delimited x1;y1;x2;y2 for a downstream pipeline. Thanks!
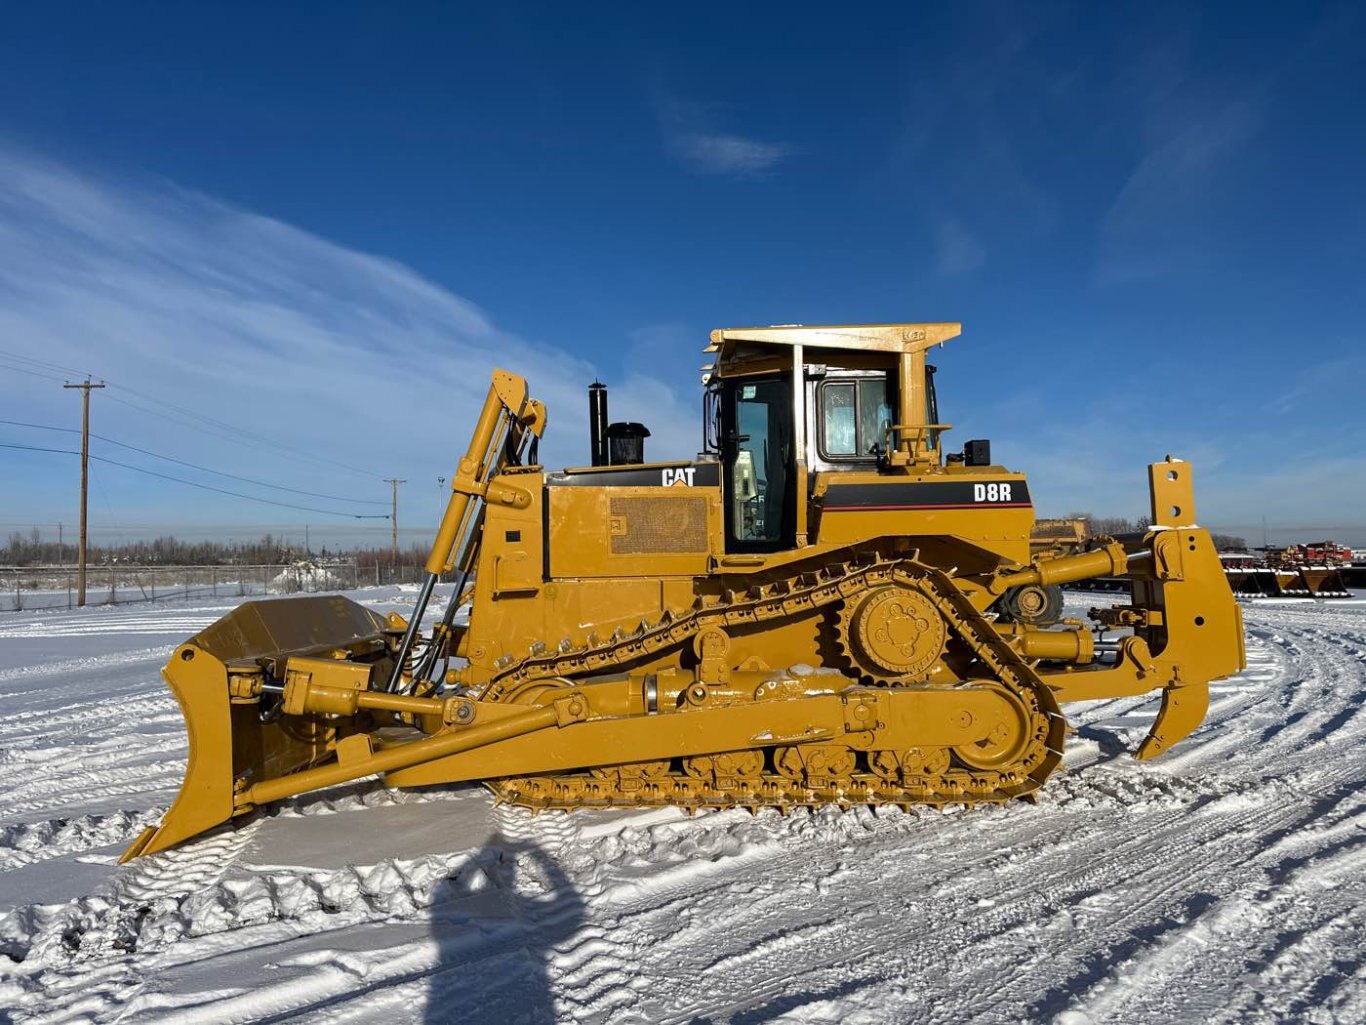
1235;543;1352;598
125;323;1246;861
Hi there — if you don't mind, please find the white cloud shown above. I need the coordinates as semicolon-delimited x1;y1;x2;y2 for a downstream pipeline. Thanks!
668;131;793;177
0;145;700;532
657;97;793;178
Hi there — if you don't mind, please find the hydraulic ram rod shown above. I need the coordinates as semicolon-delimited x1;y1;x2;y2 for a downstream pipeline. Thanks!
991;542;1129;593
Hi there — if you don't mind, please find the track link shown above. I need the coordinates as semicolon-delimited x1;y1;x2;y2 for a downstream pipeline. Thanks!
489;764;1041;814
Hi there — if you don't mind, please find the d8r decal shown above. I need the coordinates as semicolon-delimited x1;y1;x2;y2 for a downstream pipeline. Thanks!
821;479;1033;511
974;482;1013;502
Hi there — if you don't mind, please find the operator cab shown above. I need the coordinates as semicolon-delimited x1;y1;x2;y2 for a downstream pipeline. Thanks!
704;324;968;554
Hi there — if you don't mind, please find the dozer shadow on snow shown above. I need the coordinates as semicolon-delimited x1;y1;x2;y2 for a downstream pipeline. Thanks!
124;323;1246;861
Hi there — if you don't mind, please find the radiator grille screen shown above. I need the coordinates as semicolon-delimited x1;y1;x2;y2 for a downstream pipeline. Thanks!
609;496;708;555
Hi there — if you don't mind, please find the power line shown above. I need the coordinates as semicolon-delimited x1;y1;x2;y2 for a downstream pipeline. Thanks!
98;390;381;481
92;432;385;505
0;346;380;480
103;383;381;479
0;419;77;434
101;390;305;461
0;442;391;519
0;418;386;505
0;359;69;384
0;442;81;456
92;452;390;519
0;347;90;378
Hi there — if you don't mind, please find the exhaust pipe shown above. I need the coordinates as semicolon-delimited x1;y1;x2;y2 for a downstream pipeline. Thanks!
589;381;608;467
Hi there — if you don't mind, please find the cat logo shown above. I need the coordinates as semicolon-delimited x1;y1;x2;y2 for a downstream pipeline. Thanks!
973;482;1013;502
662;467;696;487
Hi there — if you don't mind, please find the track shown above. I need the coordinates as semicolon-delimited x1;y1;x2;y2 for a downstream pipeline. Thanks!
2;590;1365;1023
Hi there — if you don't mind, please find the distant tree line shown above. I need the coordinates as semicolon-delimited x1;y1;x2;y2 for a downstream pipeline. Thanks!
1;529;428;567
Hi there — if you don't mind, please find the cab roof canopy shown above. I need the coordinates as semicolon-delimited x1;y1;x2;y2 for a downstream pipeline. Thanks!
705;323;961;378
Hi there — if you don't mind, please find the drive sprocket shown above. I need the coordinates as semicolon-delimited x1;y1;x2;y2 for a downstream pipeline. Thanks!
835;584;947;683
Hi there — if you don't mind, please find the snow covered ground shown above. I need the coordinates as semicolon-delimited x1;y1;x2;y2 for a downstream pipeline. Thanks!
2;588;1364;1024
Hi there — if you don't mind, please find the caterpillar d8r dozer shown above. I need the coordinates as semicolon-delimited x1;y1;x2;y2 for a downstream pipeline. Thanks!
124;323;1246;861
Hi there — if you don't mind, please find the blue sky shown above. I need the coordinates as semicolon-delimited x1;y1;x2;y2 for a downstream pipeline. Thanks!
1;2;1364;547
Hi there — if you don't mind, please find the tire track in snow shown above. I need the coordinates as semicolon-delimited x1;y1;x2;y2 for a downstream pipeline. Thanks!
0;606;227;642
4;597;1366;1023
0;810;162;873
1035;615;1366;1024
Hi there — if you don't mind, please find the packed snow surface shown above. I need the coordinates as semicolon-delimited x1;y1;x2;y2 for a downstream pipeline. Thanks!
2;588;1365;1023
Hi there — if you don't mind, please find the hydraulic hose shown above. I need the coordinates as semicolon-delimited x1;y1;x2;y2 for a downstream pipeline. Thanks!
386;572;438;692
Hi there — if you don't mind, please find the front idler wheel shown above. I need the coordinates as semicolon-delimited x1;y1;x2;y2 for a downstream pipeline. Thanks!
951;685;1033;771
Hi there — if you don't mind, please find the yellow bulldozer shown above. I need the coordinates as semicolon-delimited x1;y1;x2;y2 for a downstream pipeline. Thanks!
124;323;1246;861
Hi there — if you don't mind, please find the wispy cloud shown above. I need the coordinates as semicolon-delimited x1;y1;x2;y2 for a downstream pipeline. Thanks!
1267;353;1366;417
0;145;698;528
1096;98;1260;283
658;98;793;178
668;132;792;177
933;214;986;275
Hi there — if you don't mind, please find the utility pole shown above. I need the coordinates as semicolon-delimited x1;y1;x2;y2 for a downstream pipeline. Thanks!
63;377;105;606
384;478;406;558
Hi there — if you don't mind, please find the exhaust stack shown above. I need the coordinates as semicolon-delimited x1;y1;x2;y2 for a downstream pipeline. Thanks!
589;381;608;467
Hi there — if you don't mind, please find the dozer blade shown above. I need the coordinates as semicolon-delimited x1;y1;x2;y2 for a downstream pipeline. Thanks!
122;596;391;863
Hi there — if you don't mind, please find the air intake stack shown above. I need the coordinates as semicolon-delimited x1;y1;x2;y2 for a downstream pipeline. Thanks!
606;421;650;465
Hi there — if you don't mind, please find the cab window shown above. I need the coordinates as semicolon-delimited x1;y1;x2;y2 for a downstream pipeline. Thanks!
822;383;857;455
818;377;892;460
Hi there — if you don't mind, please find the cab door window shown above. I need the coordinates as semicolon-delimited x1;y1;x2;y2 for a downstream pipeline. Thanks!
725;375;794;549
